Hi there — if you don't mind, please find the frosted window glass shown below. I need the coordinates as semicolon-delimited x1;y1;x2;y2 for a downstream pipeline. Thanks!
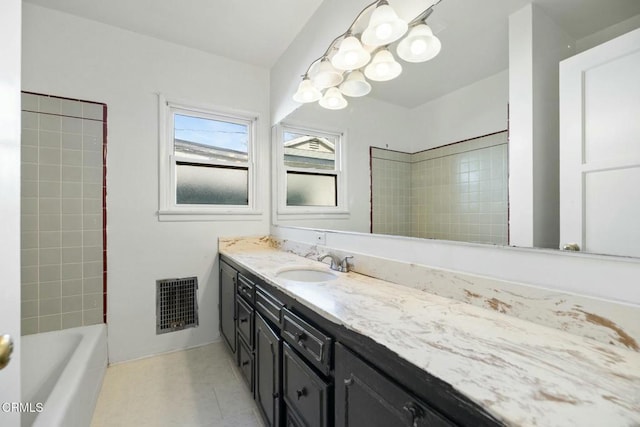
174;114;248;163
176;163;248;205
286;172;336;206
283;131;335;170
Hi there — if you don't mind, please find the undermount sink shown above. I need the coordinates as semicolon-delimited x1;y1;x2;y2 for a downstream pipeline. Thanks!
275;266;338;283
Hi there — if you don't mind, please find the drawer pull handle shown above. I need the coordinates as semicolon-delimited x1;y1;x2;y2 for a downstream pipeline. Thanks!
402;402;424;427
296;387;307;400
240;318;248;323
242;360;250;367
295;332;306;343
344;378;353;386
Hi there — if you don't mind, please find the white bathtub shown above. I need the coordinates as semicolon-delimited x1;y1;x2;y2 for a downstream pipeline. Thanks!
21;324;108;427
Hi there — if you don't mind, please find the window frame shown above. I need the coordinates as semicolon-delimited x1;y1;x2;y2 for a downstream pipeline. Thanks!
274;123;349;219
158;95;261;221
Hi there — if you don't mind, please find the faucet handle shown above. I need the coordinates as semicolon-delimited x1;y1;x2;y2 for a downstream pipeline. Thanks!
340;256;353;272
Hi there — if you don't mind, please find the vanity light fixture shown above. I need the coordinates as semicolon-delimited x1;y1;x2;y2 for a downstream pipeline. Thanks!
331;35;371;71
311;58;344;89
364;49;403;81
293;76;322;103
361;1;408;47
339;71;372;97
319;87;349;110
396;9;442;62
292;0;445;110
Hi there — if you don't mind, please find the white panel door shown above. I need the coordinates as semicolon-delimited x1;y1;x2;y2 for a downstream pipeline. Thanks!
0;0;22;425
560;28;640;257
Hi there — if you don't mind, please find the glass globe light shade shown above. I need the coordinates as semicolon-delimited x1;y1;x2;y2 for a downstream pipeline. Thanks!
331;36;371;71
364;49;402;82
319;87;348;110
293;78;322;103
396;24;442;63
361;3;408;47
311;59;344;89
339;71;372;97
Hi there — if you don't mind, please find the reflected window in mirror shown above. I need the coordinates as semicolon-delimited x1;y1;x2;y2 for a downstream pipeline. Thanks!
275;125;348;218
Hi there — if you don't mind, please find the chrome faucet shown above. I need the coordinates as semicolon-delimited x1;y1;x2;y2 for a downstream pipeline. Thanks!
318;253;353;273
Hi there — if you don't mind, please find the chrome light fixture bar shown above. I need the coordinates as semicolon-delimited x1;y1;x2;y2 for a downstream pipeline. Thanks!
293;0;444;110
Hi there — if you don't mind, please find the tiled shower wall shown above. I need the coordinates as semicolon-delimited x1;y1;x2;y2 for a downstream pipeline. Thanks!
371;150;412;236
371;131;508;245
20;92;106;335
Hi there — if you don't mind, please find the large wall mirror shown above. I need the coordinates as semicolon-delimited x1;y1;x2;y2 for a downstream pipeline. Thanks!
273;0;640;257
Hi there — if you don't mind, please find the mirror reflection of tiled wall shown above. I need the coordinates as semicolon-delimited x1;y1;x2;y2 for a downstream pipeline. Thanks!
20;92;106;334
371;131;508;245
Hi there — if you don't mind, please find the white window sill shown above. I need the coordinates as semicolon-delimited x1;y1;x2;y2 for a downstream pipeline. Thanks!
276;210;350;221
158;209;263;222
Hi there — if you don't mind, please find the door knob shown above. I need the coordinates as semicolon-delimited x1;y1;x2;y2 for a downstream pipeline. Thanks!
562;243;580;251
0;334;14;370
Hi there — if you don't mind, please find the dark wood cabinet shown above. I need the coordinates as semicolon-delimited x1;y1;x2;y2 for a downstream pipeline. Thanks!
335;343;454;427
255;312;282;427
238;334;254;392
237;295;254;348
219;260;237;356
282;308;332;376
219;255;500;427
238;273;255;304
283;343;331;427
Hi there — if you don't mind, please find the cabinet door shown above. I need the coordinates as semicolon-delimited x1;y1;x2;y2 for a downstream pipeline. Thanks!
237;295;254;348
335;343;453;427
220;261;237;355
255;313;282;427
238;335;254;393
283;343;330;427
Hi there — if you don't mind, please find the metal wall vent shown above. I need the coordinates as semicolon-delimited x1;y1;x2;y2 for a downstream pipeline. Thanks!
156;276;199;335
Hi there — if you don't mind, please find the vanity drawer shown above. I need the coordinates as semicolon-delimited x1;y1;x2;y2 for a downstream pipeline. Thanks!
237;295;254;348
238;335;254;394
283;343;330;427
282;308;332;375
237;273;255;304
256;285;283;327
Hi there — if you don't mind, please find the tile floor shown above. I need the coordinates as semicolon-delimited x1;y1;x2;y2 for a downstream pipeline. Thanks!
91;341;264;427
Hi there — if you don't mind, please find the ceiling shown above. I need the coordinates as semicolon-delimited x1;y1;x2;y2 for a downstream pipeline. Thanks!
24;0;640;108
369;0;640;107
23;0;324;68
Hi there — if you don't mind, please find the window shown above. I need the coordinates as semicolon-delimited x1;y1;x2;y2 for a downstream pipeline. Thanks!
159;96;259;220
276;124;348;217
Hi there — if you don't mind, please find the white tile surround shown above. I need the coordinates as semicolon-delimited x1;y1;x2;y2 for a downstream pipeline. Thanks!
219;236;640;426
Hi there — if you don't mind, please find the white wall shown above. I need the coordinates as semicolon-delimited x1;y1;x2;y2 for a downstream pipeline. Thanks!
509;4;574;249
280;97;414;232
0;0;22;420
22;4;271;363
410;70;509;150
576;14;640;53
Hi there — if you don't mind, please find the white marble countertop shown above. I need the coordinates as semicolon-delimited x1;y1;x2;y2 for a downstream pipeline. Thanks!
219;237;640;426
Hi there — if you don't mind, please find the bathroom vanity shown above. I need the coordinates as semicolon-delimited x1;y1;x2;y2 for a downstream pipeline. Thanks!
219;237;640;427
